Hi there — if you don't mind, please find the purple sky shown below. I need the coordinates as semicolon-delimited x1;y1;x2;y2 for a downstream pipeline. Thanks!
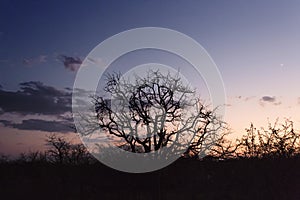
1;0;300;155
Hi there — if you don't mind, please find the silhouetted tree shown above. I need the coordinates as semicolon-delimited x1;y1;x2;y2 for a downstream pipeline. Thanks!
46;134;93;164
93;69;224;156
237;119;300;158
46;134;71;164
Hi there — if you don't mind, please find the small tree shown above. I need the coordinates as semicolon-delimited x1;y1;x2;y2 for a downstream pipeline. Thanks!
46;134;71;164
46;134;93;164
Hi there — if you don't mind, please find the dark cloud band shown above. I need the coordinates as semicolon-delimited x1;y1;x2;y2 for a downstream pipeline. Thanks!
0;81;71;115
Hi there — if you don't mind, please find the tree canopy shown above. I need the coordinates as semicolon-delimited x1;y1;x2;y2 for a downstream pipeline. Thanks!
93;69;224;157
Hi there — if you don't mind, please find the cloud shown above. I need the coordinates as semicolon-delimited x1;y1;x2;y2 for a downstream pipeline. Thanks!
259;96;281;106
261;96;276;102
234;96;256;102
58;55;82;71
0;82;98;133
22;55;47;66
0;119;73;133
0;81;71;115
0;120;10;126
298;97;300;105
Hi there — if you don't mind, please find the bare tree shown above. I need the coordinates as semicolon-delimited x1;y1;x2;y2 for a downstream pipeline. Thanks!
46;134;71;164
237;119;300;158
46;134;93;164
93;69;224;157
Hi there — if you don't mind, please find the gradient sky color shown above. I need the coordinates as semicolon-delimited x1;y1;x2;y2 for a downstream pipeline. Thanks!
1;0;300;155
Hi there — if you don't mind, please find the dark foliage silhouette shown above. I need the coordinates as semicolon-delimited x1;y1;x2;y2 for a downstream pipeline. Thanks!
1;120;300;199
17;151;47;163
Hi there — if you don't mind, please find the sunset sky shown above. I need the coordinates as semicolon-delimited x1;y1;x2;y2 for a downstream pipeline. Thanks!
1;0;300;155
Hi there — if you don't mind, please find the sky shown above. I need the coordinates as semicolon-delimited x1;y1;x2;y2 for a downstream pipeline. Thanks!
1;0;300;155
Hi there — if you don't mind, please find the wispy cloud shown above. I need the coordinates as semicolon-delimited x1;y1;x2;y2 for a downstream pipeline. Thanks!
244;96;256;101
22;55;47;66
235;95;256;102
57;55;82;71
87;57;104;65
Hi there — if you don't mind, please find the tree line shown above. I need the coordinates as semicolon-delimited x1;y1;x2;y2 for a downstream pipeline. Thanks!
1;120;299;166
1;69;300;165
